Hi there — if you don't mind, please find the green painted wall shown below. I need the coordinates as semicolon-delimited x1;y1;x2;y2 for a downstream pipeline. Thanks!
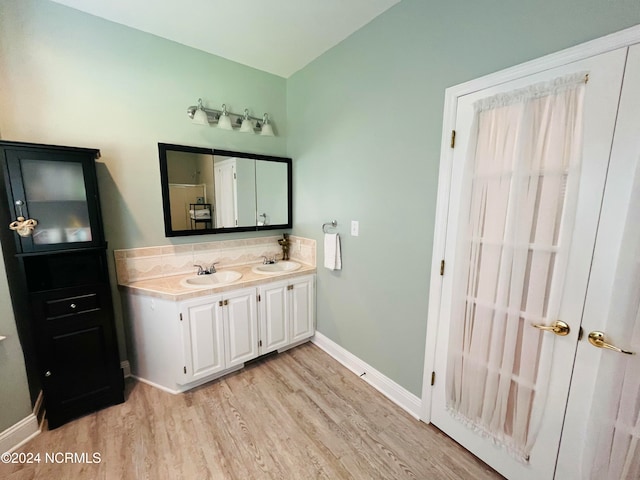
0;241;32;432
287;0;640;395
256;161;289;226
235;158;258;226
0;0;287;432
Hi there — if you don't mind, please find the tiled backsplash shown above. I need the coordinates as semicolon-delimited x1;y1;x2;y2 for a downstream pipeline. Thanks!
114;235;316;284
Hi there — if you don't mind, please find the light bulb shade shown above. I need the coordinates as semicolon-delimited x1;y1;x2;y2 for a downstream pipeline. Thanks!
192;108;209;125
260;123;274;136
217;114;233;130
240;118;255;133
260;113;275;136
192;98;209;125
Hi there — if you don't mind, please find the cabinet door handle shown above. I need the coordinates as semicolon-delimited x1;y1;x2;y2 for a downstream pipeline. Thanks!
44;371;52;377
70;303;77;309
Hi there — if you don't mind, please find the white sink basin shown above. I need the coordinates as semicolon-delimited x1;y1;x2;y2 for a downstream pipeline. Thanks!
181;270;242;288
252;261;301;274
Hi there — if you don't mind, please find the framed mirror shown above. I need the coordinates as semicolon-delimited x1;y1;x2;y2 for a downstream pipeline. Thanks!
158;143;292;236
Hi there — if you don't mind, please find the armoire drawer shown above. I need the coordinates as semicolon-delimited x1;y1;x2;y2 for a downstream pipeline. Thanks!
44;292;100;318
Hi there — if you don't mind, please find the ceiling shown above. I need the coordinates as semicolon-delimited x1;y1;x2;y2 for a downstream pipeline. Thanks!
49;0;401;78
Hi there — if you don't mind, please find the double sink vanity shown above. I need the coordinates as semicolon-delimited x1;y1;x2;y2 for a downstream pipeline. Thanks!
182;260;302;287
116;235;317;394
115;144;312;394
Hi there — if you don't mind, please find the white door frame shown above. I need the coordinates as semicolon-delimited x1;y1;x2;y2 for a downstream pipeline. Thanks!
421;23;640;422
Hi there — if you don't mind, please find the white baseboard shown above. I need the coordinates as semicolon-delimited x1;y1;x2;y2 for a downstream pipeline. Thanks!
131;363;243;395
121;360;131;378
0;414;40;454
131;375;181;395
311;332;422;419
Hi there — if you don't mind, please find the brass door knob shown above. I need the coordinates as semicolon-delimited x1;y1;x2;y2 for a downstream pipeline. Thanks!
587;331;635;355
531;320;570;336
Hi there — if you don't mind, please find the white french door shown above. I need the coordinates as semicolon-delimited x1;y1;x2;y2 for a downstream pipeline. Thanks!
427;45;631;480
556;43;640;480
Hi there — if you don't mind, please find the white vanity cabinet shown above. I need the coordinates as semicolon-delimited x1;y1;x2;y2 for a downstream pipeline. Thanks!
220;288;259;368
123;273;315;394
179;296;225;384
258;275;315;354
179;287;258;385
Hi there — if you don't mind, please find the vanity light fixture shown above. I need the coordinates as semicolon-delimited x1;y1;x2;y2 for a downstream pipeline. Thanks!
239;109;255;134
192;98;209;126
217;104;233;130
260;114;274;137
187;99;275;136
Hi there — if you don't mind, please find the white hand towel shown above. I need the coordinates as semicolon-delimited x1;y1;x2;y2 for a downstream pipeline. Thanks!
324;233;342;270
189;209;211;219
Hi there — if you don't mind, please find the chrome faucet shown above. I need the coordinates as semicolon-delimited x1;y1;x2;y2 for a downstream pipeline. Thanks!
194;262;219;275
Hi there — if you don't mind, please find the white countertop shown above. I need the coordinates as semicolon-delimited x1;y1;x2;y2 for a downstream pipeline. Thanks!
119;262;316;301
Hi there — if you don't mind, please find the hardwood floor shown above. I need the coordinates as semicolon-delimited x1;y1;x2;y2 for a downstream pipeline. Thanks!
1;343;502;479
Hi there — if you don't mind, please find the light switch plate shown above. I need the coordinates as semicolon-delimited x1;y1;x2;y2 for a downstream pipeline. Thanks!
351;220;359;236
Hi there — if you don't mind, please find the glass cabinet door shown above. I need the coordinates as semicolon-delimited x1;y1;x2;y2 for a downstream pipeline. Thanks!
6;148;104;252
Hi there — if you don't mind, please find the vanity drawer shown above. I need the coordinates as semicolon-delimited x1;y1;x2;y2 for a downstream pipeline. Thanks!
45;293;100;318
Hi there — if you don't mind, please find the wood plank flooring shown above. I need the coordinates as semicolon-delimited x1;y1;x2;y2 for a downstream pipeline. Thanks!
1;342;503;479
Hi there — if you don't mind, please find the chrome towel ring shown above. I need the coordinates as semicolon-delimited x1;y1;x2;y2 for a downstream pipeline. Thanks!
322;220;337;233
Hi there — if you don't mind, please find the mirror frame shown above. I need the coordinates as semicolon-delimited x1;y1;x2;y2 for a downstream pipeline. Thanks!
158;143;292;237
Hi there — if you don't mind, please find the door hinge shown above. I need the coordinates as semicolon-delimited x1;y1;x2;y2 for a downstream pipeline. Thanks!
234;172;237;179
259;340;263;347
183;366;187;374
578;326;584;341
179;313;183;321
440;260;445;276
257;294;261;302
450;130;456;148
431;371;436;386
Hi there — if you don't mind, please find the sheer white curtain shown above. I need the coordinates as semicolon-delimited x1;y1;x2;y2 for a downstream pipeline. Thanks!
446;73;587;461
585;164;640;480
